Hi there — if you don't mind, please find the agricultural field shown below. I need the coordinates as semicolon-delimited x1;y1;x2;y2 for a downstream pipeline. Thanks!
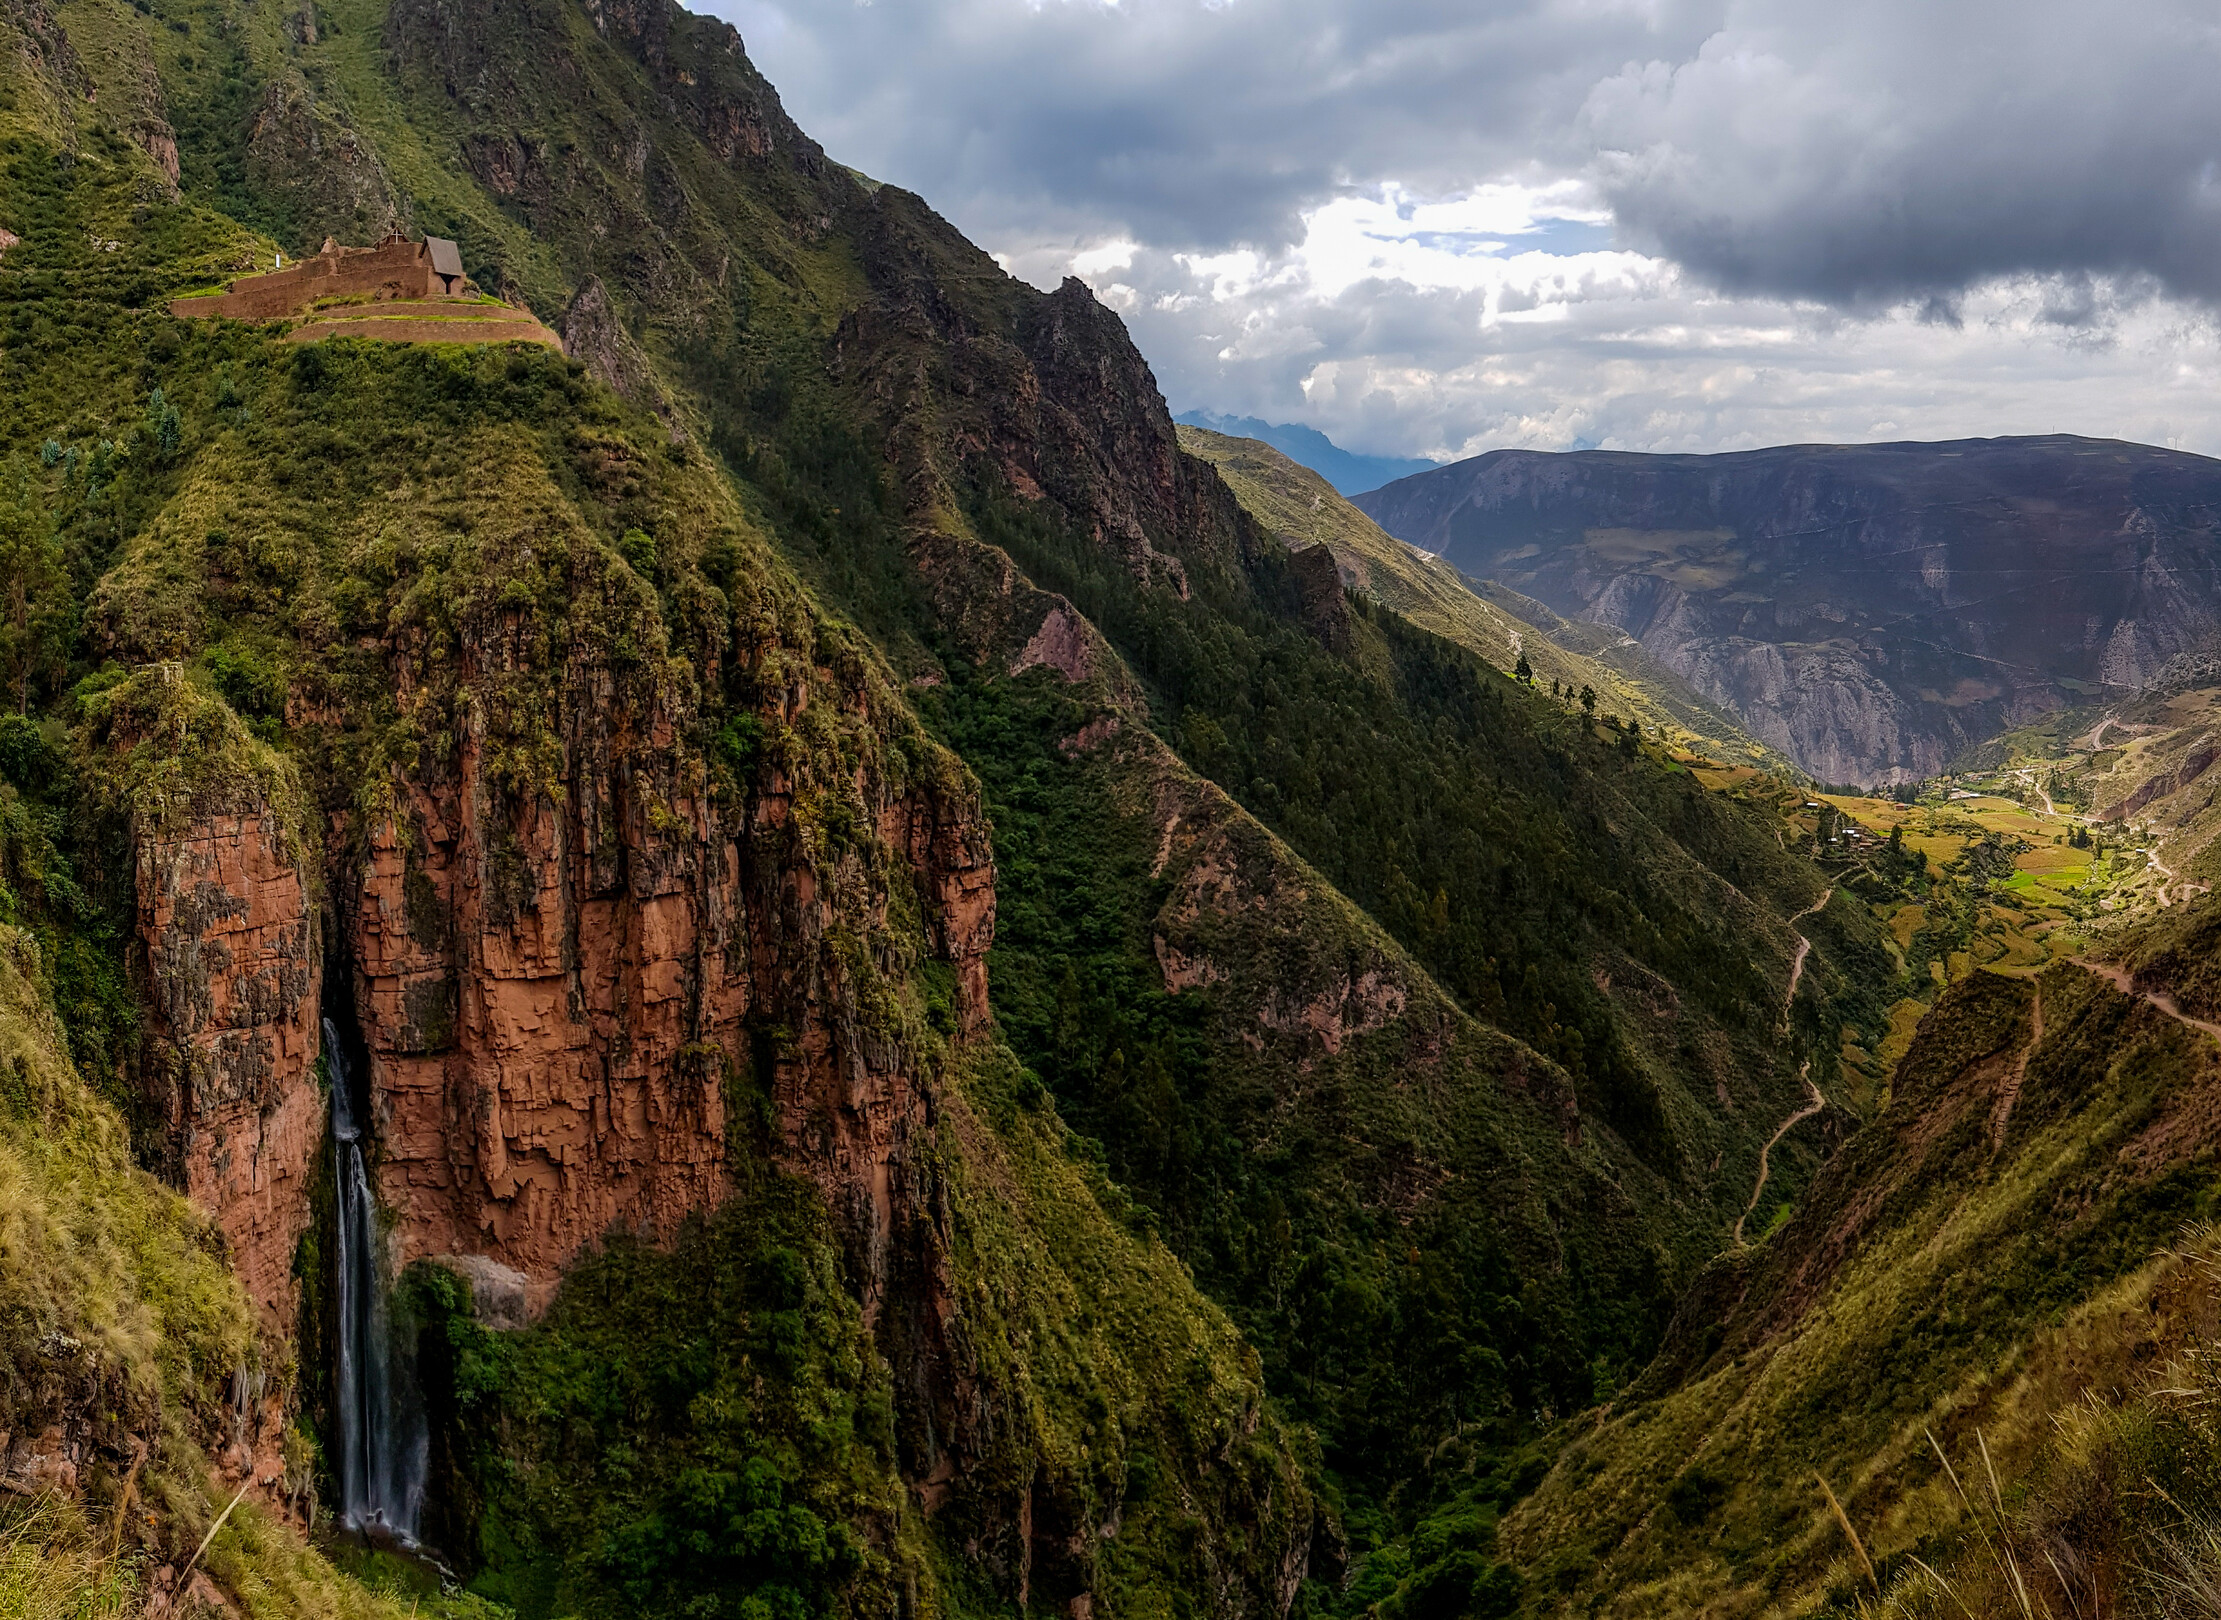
1686;750;2178;1097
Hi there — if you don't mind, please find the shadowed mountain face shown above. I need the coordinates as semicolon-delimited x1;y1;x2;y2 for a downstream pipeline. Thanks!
1355;435;2221;784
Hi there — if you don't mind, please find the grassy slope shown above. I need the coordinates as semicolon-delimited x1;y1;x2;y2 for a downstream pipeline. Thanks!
1176;426;1788;770
1491;954;2221;1617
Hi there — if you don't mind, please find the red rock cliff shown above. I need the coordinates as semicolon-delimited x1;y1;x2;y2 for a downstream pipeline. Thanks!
126;769;322;1330
340;536;993;1315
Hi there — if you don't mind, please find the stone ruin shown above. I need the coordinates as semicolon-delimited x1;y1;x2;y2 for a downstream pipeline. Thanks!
174;231;471;319
171;231;561;350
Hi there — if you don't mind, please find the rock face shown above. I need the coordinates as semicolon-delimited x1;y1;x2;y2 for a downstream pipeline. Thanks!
1356;436;2221;782
243;77;410;249
341;556;993;1316
560;276;682;435
134;806;322;1330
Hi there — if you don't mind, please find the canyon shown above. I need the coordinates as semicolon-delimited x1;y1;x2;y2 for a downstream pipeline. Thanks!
8;0;2221;1617
1357;435;2221;784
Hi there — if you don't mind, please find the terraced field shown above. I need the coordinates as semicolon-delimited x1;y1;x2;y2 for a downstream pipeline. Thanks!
285;298;561;347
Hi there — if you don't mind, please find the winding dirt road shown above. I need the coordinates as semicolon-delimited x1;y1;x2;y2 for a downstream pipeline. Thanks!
1734;1063;1825;1247
2009;768;2056;815
1780;887;1834;1028
2078;959;2221;1044
2128;843;2208;909
1731;887;1838;1247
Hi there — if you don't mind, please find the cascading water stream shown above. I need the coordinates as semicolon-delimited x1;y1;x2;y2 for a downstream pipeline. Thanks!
326;1016;427;1545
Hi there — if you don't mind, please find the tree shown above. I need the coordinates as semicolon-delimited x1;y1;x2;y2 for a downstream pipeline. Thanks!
1514;650;1533;683
145;387;182;461
1579;685;1597;715
0;483;67;714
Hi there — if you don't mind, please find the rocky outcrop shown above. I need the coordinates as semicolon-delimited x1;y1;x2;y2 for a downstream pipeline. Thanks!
67;665;330;1338
2096;733;2221;822
577;0;806;172
244;78;410;249
338;514;993;1319
560;275;685;438
349;737;991;1303
1289;542;1356;654
135;806;322;1329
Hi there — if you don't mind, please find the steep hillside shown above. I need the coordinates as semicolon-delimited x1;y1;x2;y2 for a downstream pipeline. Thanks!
0;34;1319;1615
1356;436;2221;787
1473;918;2221;1617
0;0;1907;1616
1177;425;1789;770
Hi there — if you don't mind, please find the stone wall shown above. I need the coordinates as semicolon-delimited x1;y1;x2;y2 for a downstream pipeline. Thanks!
172;237;450;321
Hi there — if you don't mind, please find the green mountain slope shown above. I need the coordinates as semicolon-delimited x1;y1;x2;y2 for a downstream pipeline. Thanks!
0;2;1910;1616
1477;922;2221;1616
0;26;1316;1615
1176;425;1789;771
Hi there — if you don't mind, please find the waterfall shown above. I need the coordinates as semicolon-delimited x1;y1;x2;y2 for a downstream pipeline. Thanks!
326;1017;427;1544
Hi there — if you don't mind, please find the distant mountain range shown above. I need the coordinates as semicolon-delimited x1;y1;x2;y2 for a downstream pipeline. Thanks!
1357;435;2221;785
1172;409;1437;494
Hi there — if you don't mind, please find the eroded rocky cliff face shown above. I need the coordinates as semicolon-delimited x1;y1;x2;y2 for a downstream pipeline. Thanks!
342;600;994;1312
136;803;321;1330
1357;436;2221;782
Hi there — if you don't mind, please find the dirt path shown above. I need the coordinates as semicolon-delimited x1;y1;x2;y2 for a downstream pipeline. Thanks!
2010;768;2056;815
1731;888;1841;1247
1734;1063;1825;1247
2078;958;2221;1044
2078;714;2126;751
1780;887;1834;1026
1986;983;2044;1149
2133;844;2187;908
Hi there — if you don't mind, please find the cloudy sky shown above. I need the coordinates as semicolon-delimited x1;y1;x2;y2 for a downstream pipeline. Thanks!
706;0;2221;463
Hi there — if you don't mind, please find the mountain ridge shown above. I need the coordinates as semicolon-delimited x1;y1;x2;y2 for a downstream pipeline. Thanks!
1357;432;2221;786
1173;410;1437;495
1176;424;1796;771
16;4;2221;1620
0;2;1898;1615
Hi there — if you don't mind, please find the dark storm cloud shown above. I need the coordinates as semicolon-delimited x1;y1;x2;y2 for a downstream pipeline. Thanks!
716;0;1719;252
1583;1;2221;306
717;0;2221;308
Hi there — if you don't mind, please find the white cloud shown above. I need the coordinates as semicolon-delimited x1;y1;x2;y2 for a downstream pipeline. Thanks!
703;0;2221;461
1027;200;2221;459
